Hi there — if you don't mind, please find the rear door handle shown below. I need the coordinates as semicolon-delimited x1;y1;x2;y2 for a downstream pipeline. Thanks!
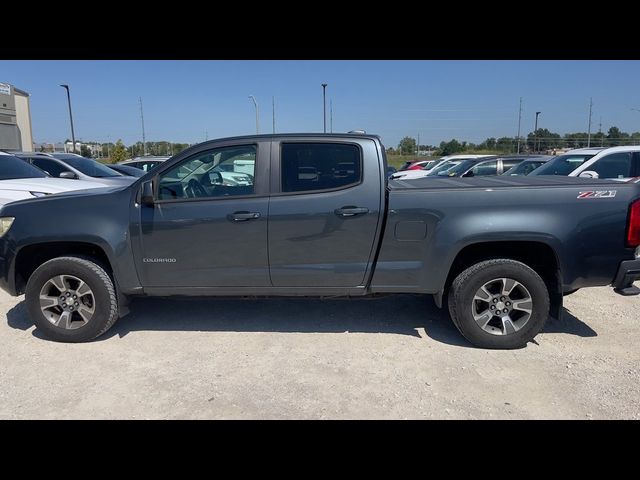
334;206;369;217
228;211;261;222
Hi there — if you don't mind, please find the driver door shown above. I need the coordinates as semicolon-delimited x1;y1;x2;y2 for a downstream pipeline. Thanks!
136;141;270;288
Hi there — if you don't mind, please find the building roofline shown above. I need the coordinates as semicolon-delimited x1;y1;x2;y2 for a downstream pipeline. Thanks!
12;87;29;96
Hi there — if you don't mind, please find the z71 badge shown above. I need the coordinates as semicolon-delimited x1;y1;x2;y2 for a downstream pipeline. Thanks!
577;190;617;199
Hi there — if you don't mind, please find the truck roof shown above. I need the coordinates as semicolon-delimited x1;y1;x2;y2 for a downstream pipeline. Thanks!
194;132;383;144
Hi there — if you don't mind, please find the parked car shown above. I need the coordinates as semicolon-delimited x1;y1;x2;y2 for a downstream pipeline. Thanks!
392;155;493;180
106;164;145;177
0;152;102;207
419;155;525;178
569;146;640;181
13;152;136;186
502;156;553;176
529;148;603;177
1;133;639;349
118;156;171;173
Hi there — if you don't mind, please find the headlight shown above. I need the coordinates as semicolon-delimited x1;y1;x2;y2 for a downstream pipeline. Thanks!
0;217;14;237
30;191;49;197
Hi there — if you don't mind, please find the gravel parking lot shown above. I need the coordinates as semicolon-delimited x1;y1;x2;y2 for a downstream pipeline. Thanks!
0;286;638;419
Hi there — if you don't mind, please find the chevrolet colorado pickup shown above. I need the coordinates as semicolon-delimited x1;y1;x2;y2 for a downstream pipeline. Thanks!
0;133;638;348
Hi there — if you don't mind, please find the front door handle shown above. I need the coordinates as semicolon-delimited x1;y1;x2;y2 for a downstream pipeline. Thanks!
228;211;261;222
334;206;369;217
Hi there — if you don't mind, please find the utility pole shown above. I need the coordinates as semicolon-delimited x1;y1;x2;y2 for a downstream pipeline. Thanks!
534;111;541;153
248;95;259;134
587;97;593;147
139;97;147;156
272;96;276;134
322;83;327;133
599;117;603;147
417;133;420;156
59;85;77;154
330;99;333;133
516;97;523;154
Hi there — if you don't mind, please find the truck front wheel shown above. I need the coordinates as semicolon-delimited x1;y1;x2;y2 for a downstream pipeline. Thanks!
447;259;550;349
25;256;119;343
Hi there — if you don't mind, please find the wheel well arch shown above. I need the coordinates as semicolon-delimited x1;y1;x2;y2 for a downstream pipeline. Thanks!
14;242;112;295
444;241;562;310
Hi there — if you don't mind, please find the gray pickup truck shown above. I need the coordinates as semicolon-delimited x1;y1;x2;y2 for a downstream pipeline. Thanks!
0;133;638;348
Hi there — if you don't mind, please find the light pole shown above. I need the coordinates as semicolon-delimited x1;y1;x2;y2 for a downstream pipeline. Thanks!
322;83;327;133
249;95;259;134
534;111;541;153
59;84;77;154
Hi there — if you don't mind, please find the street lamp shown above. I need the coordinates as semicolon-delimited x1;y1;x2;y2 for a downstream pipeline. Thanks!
60;84;77;154
534;111;541;153
248;95;259;134
322;83;327;133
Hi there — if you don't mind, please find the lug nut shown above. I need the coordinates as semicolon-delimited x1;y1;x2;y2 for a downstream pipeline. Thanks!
66;292;71;297
59;296;65;301
62;303;67;308
500;296;505;301
73;295;77;299
493;298;498;303
506;301;511;306
74;302;79;306
69;306;74;311
503;309;509;314
490;305;495;310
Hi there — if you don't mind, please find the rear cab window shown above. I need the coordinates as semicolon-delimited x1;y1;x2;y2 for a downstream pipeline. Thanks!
280;143;362;193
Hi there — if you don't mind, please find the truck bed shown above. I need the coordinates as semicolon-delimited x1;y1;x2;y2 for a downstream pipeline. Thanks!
388;174;630;190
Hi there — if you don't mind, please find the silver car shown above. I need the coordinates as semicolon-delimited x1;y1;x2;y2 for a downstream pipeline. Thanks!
15;153;136;186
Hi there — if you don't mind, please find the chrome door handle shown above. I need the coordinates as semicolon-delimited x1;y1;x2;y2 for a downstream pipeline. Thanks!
228;211;261;222
334;206;369;217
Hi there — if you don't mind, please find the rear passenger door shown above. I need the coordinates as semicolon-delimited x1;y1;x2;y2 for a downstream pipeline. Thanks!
267;139;383;287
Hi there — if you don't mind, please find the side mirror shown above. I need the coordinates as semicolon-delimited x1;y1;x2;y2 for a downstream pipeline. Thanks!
579;170;599;179
140;180;154;206
59;171;77;179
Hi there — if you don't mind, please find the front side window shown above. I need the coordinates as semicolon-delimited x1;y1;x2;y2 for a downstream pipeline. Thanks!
281;143;361;193
157;145;256;200
32;158;70;177
590;152;633;179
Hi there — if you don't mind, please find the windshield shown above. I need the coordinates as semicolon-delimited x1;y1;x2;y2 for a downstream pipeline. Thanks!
0;155;48;180
428;159;475;176
427;160;460;176
530;154;595;176
503;160;545;176
62;157;121;177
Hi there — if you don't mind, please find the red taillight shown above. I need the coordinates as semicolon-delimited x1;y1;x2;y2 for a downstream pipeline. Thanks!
627;200;640;247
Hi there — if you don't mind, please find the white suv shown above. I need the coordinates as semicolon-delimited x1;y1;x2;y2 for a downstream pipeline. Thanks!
532;146;640;181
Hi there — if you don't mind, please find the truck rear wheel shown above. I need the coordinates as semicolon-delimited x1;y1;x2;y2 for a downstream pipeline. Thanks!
447;259;550;349
25;256;119;343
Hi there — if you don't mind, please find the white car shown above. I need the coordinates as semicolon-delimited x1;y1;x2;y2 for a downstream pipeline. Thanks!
392;155;494;180
532;146;640;181
0;152;103;207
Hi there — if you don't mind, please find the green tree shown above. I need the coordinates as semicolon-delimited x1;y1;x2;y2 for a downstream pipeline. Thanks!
398;136;417;155
439;139;464;156
496;137;515;152
110;139;128;163
607;126;623;146
80;145;92;158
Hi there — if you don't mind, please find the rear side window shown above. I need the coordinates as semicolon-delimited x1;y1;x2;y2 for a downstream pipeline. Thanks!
590;152;633;179
469;160;498;176
281;143;361;193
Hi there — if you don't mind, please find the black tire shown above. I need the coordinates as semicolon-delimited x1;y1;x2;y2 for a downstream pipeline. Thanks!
447;259;550;349
25;256;118;342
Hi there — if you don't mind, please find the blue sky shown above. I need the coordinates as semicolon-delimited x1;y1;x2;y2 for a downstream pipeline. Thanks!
2;60;640;148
